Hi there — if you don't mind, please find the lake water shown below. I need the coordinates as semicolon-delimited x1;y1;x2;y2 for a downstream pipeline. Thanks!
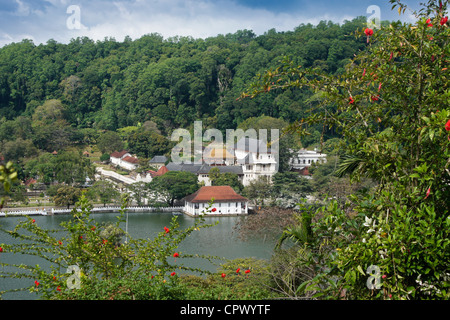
0;211;276;300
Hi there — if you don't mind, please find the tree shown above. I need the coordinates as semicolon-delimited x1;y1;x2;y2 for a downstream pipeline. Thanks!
87;180;119;207
127;130;171;159
149;171;199;206
208;168;244;193
243;0;450;300
97;131;124;155
243;176;273;207
127;181;149;206
53;151;94;186
53;185;82;209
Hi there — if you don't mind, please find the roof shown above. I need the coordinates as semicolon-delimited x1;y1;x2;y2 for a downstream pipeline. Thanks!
122;156;139;164
152;165;168;177
111;150;130;159
165;162;243;175
149;155;168;163
184;186;248;203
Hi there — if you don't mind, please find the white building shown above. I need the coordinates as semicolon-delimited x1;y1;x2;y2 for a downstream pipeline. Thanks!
183;186;248;216
289;148;327;170
233;137;278;186
110;150;139;171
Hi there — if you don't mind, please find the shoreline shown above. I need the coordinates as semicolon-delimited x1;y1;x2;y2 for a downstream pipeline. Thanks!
0;205;184;217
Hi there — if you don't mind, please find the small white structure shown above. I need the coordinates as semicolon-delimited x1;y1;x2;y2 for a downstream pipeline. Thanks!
110;150;131;166
110;150;139;171
120;156;139;171
233;137;278;186
289;148;327;170
183;186;248;216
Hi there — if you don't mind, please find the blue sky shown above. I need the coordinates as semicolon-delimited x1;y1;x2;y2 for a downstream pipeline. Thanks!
0;0;421;47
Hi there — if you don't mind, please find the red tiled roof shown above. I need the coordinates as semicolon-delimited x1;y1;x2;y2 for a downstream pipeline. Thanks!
25;178;37;186
122;156;139;164
110;150;129;158
185;186;248;203
149;165;169;177
156;165;168;176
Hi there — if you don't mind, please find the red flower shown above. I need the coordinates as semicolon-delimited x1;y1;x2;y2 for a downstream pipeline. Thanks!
349;96;355;104
221;273;226;278
164;226;170;233
371;95;379;101
171;272;176;276
58;240;62;245
56;286;61;292
426;18;433;27
378;82;382;92
389;51;393;61
424;187;431;199
364;28;374;36
102;239;107;244
173;252;179;258
362;68;366;77
32;219;35;223
245;269;251;274
236;268;240;273
211;208;217;212
34;280;40;287
0;247;3;252
445;119;450;131
441;16;448;25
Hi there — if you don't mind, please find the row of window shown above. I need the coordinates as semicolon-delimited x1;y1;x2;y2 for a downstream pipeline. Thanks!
292;158;325;164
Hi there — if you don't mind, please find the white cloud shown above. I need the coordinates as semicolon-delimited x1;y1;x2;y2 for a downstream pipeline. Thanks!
13;0;31;16
0;0;368;46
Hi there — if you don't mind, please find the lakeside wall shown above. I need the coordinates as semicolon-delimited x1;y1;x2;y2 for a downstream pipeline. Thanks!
0;206;184;217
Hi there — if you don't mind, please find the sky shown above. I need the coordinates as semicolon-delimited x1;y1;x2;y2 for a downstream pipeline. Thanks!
0;0;421;47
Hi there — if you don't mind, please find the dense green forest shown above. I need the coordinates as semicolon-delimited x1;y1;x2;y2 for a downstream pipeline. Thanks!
0;17;369;143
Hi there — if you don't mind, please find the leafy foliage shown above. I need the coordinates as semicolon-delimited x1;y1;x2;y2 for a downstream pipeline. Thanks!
243;0;450;300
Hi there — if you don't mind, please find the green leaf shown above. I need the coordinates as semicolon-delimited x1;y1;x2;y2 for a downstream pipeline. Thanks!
357;265;366;276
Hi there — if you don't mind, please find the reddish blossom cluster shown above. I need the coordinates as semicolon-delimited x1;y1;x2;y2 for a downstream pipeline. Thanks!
446;119;450;131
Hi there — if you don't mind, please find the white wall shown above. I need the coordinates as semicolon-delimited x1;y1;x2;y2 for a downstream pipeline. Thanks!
184;201;248;216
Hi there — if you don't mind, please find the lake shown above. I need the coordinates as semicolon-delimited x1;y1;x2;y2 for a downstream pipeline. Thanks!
0;211;276;300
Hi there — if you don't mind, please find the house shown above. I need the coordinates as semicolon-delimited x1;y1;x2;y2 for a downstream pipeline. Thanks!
183;186;248;216
121;155;139;171
136;165;169;183
233;137;278;186
110;150;131;166
110;150;139;171
289;148;327;170
149;155;168;169
165;162;243;186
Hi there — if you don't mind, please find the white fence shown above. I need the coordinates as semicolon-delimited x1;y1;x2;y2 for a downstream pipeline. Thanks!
0;209;49;217
0;206;184;217
95;167;136;185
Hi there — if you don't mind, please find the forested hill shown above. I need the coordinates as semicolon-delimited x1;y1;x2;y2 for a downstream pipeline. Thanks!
0;17;370;133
